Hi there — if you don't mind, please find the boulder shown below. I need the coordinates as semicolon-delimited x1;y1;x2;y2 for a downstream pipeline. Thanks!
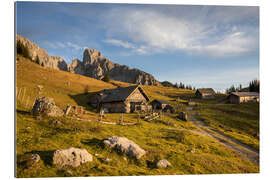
32;96;64;117
53;147;93;169
103;136;146;159
156;159;171;169
19;153;40;169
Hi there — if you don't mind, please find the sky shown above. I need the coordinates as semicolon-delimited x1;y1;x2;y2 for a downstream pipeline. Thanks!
16;2;259;92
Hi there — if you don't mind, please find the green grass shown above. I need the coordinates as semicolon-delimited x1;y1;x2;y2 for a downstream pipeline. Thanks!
193;102;259;150
16;109;258;177
16;56;259;177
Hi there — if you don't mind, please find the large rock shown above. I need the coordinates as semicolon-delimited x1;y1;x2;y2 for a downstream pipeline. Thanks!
16;34;68;71
103;136;146;159
156;159;171;169
53;147;93;169
32;96;64;117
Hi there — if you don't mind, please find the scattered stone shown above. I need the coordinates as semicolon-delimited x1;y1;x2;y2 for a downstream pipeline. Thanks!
156;159;171;169
101;158;112;163
53;147;93;169
103;136;146;159
32;96;64;117
64;105;72;115
37;85;43;91
94;154;99;157
66;170;73;176
19;153;40;169
35;116;42;120
187;148;196;153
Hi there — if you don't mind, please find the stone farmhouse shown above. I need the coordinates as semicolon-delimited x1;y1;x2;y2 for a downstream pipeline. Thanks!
90;85;150;113
228;92;259;104
195;88;215;99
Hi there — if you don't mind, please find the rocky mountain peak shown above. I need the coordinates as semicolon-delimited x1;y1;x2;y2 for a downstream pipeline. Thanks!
83;48;102;65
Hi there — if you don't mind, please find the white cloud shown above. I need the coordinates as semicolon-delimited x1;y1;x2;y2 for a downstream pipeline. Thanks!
104;39;135;49
103;6;259;58
67;42;81;50
43;41;83;51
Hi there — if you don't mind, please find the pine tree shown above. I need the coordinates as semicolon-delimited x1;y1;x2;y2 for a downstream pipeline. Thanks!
102;72;110;82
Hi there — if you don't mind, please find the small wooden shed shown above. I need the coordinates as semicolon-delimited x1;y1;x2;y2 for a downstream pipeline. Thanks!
195;88;215;99
151;99;169;110
228;92;259;104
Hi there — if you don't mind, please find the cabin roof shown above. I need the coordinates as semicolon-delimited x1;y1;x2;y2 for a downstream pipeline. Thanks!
152;99;169;104
196;88;215;94
230;92;259;97
98;85;149;103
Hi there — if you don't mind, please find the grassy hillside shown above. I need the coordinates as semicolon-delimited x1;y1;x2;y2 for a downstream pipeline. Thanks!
16;56;259;177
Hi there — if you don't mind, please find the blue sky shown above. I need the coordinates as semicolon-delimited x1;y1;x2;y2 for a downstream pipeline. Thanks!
16;2;259;92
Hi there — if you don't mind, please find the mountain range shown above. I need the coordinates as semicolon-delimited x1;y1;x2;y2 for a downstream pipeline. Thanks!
16;34;160;86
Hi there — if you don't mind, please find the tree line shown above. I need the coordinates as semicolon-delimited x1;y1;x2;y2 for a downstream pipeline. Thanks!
225;79;259;94
161;81;196;90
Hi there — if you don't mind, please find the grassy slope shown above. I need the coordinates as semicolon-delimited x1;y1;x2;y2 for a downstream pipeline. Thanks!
16;56;259;177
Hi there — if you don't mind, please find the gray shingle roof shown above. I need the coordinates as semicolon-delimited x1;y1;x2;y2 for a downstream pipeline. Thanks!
99;85;149;103
197;88;215;94
152;99;169;105
230;92;259;97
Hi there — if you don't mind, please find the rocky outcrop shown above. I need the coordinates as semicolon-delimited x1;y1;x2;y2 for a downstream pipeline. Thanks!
32;96;64;117
53;147;93;168
68;48;160;85
103;136;146;159
16;34;68;71
16;34;160;85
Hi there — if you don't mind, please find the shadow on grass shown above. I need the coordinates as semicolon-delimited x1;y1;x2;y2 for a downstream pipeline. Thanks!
81;138;105;149
30;150;55;166
16;109;31;116
68;93;97;111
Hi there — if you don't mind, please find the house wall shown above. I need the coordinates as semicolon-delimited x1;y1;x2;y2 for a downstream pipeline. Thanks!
239;96;259;103
126;88;148;112
101;102;127;113
229;95;240;104
201;93;214;99
229;95;259;104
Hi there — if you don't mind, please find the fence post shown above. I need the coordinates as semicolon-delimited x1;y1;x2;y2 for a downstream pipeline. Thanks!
22;87;26;106
26;96;30;109
119;113;123;125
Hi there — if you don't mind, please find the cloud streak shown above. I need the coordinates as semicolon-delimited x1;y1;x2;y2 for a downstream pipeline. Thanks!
102;6;259;58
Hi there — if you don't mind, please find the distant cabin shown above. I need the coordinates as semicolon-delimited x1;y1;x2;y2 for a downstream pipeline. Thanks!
90;85;150;113
228;92;259;104
195;88;215;99
151;99;175;113
151;99;169;110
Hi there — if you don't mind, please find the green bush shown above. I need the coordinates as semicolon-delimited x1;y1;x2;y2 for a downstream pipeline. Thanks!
102;72;110;82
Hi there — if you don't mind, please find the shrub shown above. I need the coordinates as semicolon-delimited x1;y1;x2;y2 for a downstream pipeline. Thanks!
102;72;110;82
84;85;90;94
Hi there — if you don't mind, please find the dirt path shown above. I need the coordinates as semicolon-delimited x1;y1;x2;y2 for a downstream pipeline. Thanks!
186;107;259;166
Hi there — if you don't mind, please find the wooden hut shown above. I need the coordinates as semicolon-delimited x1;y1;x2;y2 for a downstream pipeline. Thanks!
195;88;215;99
90;85;150;113
228;92;259;104
151;99;169;110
